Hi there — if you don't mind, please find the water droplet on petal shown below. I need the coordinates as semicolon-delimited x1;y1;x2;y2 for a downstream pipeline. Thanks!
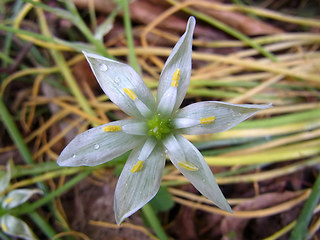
115;77;120;84
72;154;76;158
202;179;206;183
164;150;168;154
100;64;108;72
94;144;100;150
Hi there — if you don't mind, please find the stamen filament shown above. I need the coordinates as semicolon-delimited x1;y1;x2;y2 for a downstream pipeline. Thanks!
123;88;151;117
135;98;152;118
131;160;144;173
157;87;177;116
173;118;199;129
138;138;157;161
103;125;122;132
200;116;215;124
122;122;146;135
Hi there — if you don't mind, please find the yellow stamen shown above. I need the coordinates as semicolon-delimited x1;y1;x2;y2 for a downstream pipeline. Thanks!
178;161;198;171
103;125;122;132
4;197;13;204
200;116;215;124
123;88;137;100
171;69;180;87
1;223;8;232
131;160;144;173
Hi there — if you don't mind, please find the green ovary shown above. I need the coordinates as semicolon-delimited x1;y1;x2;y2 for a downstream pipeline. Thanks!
147;114;173;140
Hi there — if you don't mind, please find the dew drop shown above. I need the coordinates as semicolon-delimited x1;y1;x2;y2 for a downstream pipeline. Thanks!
94;144;100;150
100;64;108;72
164;150;168;154
72;154;76;158
202;179;206;183
114;77;120;84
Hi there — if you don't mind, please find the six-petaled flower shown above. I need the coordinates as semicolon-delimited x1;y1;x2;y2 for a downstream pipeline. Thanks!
57;16;271;224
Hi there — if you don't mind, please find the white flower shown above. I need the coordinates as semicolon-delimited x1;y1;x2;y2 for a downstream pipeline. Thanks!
57;16;271;224
0;164;42;240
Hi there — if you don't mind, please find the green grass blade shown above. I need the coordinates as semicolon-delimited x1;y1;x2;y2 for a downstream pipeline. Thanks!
289;173;320;240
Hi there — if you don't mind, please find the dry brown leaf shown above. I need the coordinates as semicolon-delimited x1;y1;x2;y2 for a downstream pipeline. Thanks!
220;191;301;240
73;0;224;36
192;4;283;36
62;170;151;240
73;0;189;31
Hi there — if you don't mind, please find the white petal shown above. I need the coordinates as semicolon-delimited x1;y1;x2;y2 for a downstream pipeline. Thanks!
122;122;147;135
156;17;195;112
175;101;272;135
2;189;42;209
173;118;199;129
57;120;145;166
83;51;156;119
166;134;232;212
0;171;10;194
134;98;152;118
138;137;157;161
162;134;185;161
156;86;177;116
1;214;36;240
114;143;165;225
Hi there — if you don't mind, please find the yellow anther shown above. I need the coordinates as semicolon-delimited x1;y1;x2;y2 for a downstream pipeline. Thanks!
1;223;8;232
4;197;13;204
123;88;137;100
131;160;144;173
200;116;216;124
103;125;122;132
171;69;181;87
178;161;198;171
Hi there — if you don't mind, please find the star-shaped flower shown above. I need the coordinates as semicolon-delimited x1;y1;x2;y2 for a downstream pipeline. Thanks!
57;16;271;224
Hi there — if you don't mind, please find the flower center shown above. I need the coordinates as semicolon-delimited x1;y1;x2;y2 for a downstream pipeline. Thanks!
147;114;172;140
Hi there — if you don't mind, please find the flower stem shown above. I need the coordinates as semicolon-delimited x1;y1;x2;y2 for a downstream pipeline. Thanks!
141;203;168;240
